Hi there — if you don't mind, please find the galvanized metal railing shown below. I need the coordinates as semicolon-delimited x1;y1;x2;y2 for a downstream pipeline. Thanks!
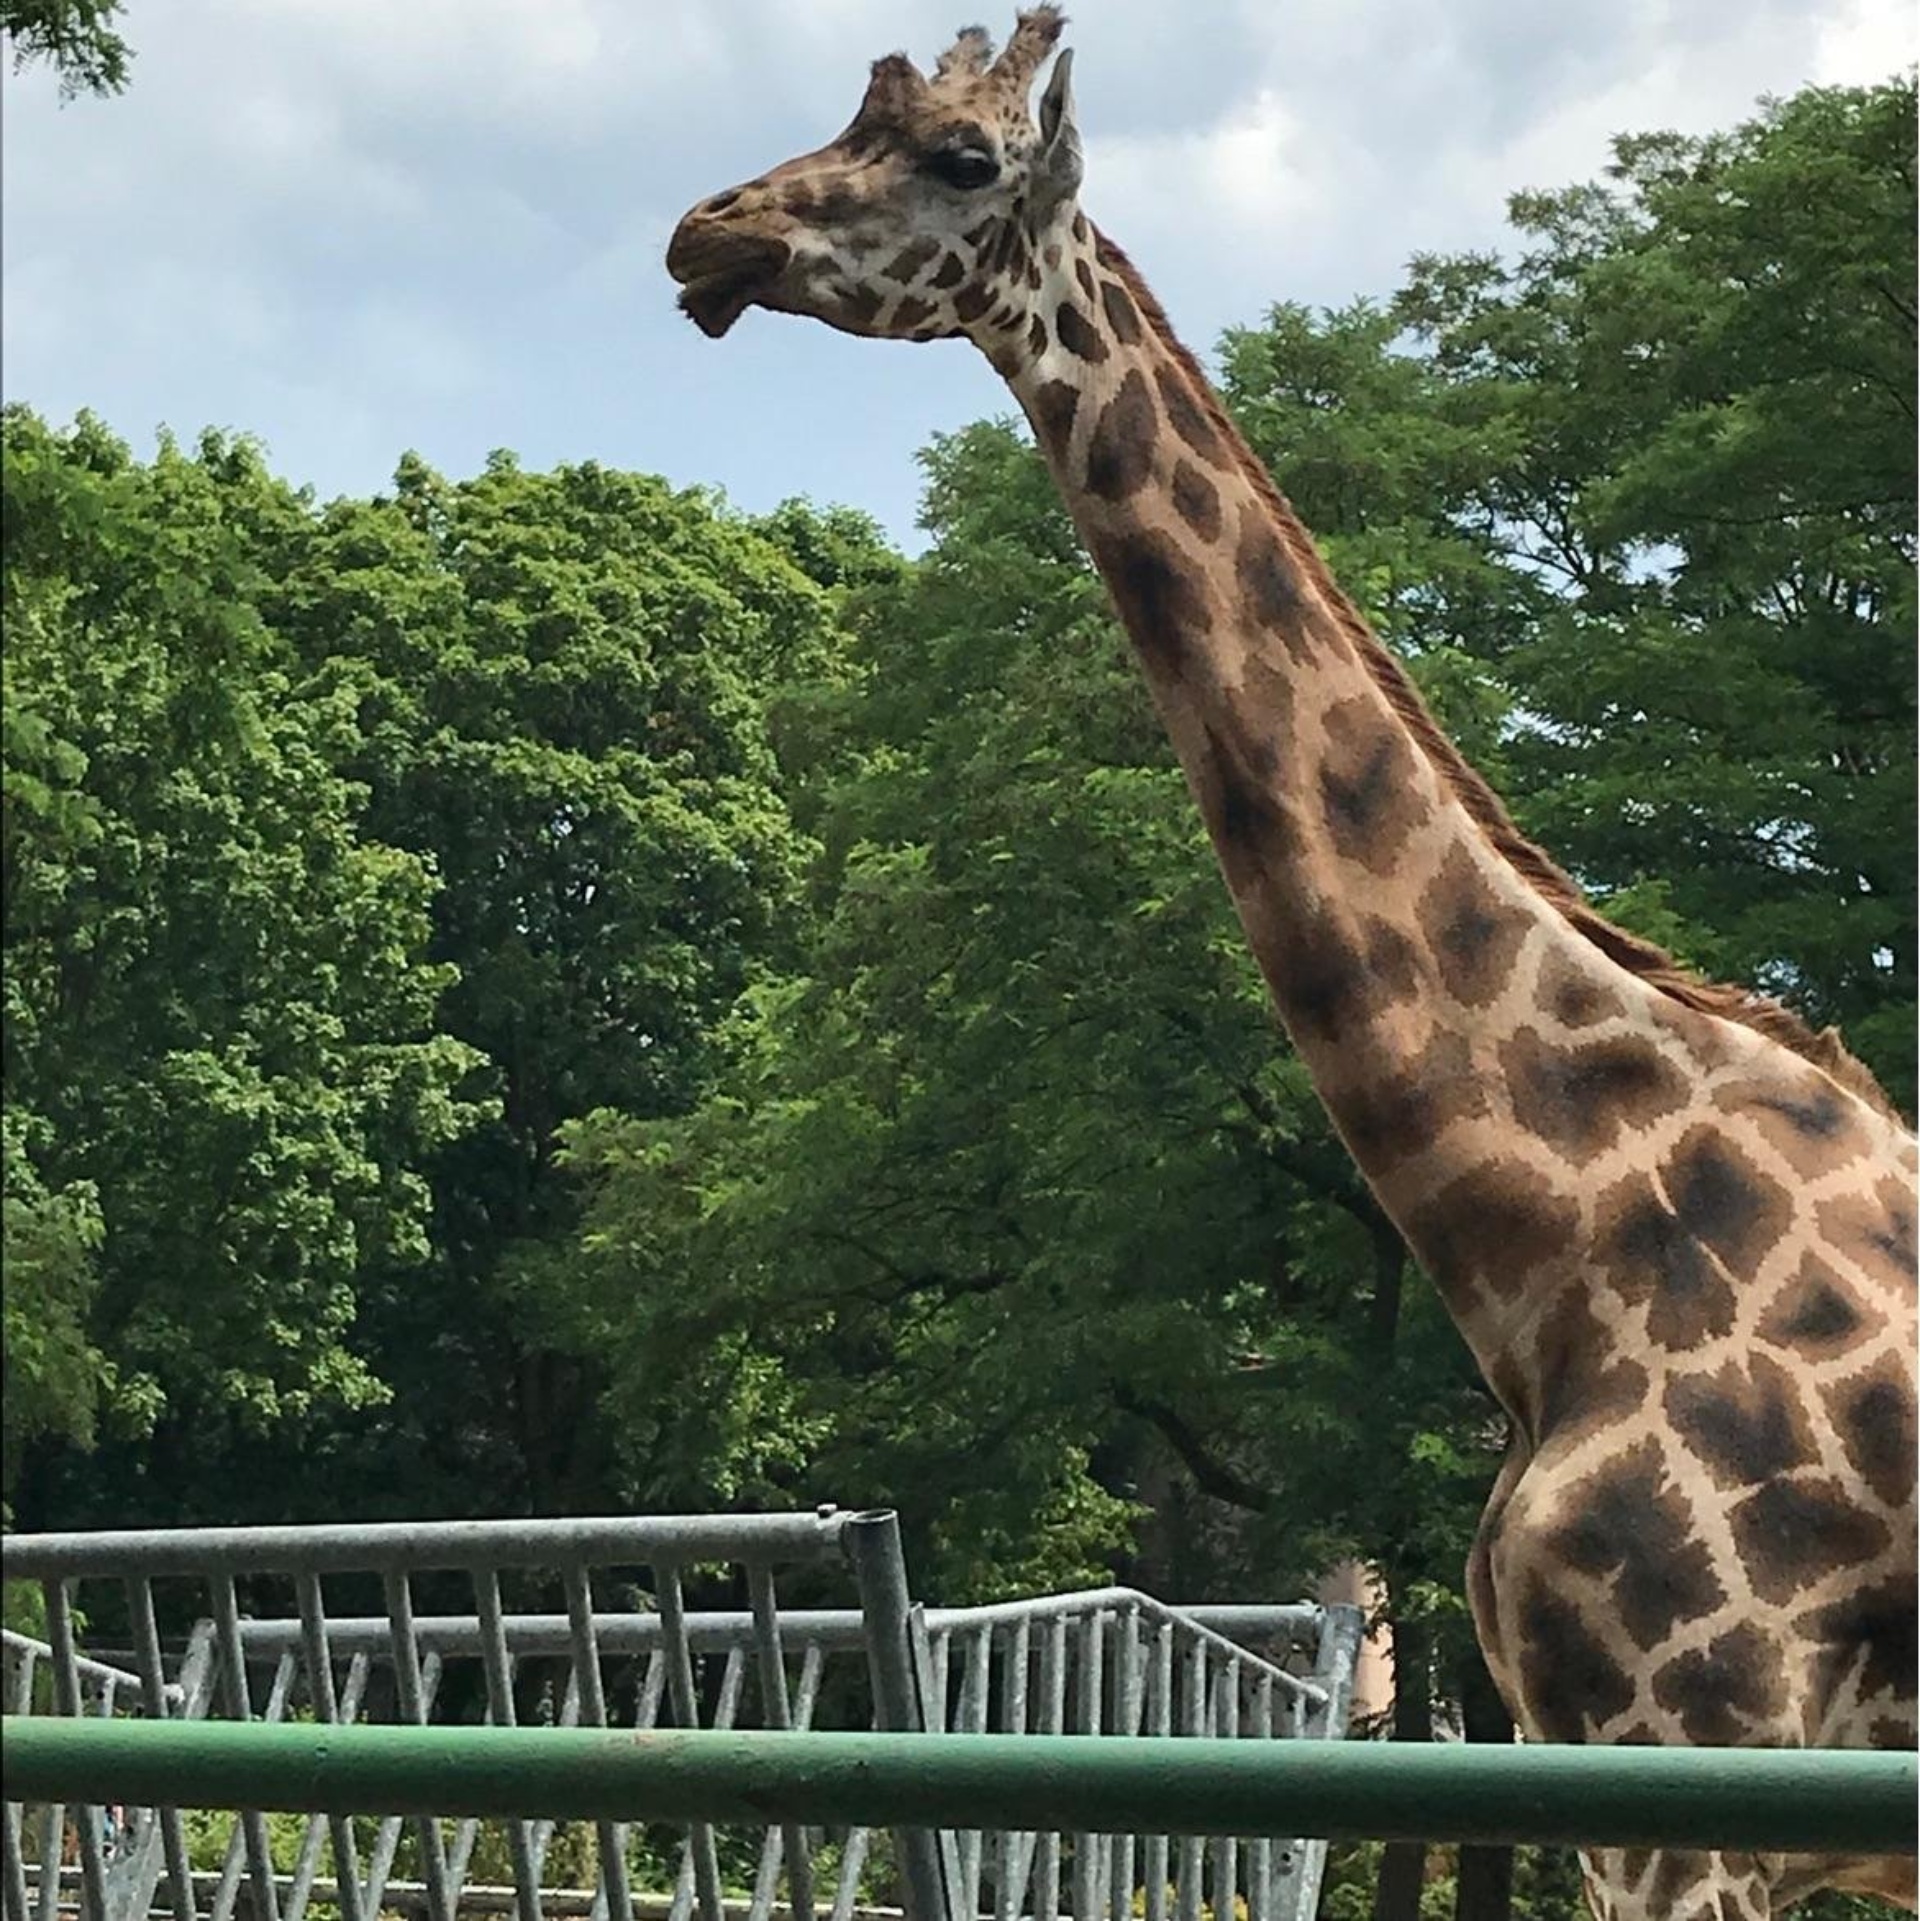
0;1515;1360;1921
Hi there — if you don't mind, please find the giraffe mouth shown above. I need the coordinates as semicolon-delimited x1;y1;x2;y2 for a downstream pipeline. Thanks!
668;235;792;339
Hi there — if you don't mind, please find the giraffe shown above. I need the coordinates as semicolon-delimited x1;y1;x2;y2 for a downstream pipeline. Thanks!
665;14;1919;1916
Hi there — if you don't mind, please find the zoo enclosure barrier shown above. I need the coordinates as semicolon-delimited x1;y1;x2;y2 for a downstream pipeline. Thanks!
0;1509;1362;1921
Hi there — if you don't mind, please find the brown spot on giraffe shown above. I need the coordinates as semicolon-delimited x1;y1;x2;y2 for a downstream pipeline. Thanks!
1421;844;1533;1012
1826;1351;1916;1509
1666;1354;1818;1490
1099;278;1143;344
1316;695;1428;873
1757;1251;1878;1357
1406;1159;1580;1304
1085;526;1208;682
1535;947;1626;1029
1522;1286;1650;1447
1169;458;1221;538
1550;1437;1728;1649
1054;300;1106;362
1730;1476;1891;1606
1502;1028;1692;1161
1084;369;1157;502
1516;1576;1634;1742
1157;363;1224;463
1652;1624;1790;1744
1594;1166;1740;1350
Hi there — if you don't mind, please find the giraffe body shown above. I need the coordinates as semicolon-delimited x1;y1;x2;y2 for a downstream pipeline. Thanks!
667;16;1918;1914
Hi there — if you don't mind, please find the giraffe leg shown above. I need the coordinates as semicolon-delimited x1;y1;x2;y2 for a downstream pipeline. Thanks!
1580;1848;1775;1920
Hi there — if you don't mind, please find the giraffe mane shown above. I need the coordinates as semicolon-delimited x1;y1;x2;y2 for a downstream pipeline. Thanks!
1089;229;1902;1124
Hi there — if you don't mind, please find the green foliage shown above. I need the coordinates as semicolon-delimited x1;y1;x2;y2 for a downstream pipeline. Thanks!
1;0;130;96
2;409;486;1498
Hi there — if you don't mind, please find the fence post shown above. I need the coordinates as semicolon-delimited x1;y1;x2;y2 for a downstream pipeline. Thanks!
841;1511;951;1921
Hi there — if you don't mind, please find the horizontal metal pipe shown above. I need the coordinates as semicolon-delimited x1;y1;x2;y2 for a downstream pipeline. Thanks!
226;1604;1323;1661
4;1719;1913;1855
0;1511;857;1580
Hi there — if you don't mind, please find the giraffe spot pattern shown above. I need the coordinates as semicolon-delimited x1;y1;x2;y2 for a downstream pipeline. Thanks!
1757;1251;1876;1356
1170;459;1221;539
892;295;937;332
1729;1476;1891;1606
1817;1173;1917;1283
1334;1026;1482;1170
1027;314;1047;357
1196;718;1291;883
1550;1436;1729;1649
953;283;993;324
1421;844;1534;1012
1074;257;1096;301
1650;1624;1789;1745
812;184;862;225
1793;1578;1916;1709
1662;1126;1793;1277
963;219;995;248
1665;1354;1818;1490
1594;1167;1739;1350
1535;947;1625;1029
1828;1353;1916;1509
839;284;883;328
884;238;942;282
1405;1158;1581;1305
1029;379;1079;451
1087;526;1208;681
1233;514;1316;664
1516;1576;1634;1742
1719;1074;1877;1178
931;252;967;289
1157;364;1224;462
1525;1286;1650;1446
1100;279;1143;345
1500;1027;1691;1161
1084;369;1157;503
1316;696;1428;873
1054;302;1107;363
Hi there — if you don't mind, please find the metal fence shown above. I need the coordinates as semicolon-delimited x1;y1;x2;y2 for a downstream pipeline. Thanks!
0;1512;1361;1921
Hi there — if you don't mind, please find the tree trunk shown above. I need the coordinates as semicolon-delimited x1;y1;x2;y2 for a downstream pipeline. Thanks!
1454;1644;1516;1921
1372;1610;1433;1921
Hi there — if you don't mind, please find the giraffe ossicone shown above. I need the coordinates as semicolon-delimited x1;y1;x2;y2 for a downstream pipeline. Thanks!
668;14;1918;1917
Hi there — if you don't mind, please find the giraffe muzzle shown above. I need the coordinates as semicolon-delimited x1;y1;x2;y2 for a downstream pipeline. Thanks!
666;221;792;339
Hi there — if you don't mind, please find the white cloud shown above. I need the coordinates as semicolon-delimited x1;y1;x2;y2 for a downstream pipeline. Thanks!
1812;0;1919;80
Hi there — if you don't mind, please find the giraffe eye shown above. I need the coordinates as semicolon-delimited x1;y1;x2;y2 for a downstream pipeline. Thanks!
926;146;998;191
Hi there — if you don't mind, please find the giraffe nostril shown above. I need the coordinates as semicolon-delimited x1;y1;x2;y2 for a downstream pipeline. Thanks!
703;188;743;217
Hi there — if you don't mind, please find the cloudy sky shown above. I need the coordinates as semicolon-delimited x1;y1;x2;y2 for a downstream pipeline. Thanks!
4;0;1911;550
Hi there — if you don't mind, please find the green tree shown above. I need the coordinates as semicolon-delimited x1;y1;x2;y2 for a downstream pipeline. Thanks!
1;0;130;96
2;408;484;1515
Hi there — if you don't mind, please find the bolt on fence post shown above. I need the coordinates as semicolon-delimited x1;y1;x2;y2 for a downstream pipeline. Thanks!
840;1512;950;1921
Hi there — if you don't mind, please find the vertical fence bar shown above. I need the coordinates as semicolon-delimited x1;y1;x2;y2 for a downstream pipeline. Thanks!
128;1577;198;1921
474;1568;543;1921
1144;1621;1172;1921
290;1574;365;1921
1072;1612;1105;1921
45;1581;110;1921
381;1570;454;1921
658;1564;724;1921
209;1574;280;1921
1037;1613;1066;1921
1174;1635;1204;1921
748;1564;817;1921
562;1563;634;1921
1;1795;27;1921
1109;1610;1141;1921
1210;1663;1239;1921
997;1620;1036;1921
841;1511;949;1921
1248;1673;1274;1921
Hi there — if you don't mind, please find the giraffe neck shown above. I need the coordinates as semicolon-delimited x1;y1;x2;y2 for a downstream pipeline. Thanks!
991;218;1886;1422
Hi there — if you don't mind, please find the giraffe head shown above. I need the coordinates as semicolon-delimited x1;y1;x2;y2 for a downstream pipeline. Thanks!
667;9;1081;348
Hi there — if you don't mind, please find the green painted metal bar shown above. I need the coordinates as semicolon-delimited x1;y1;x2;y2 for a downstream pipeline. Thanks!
4;1718;1915;1855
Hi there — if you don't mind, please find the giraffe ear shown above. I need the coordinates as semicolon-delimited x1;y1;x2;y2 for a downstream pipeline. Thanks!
1035;48;1082;207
